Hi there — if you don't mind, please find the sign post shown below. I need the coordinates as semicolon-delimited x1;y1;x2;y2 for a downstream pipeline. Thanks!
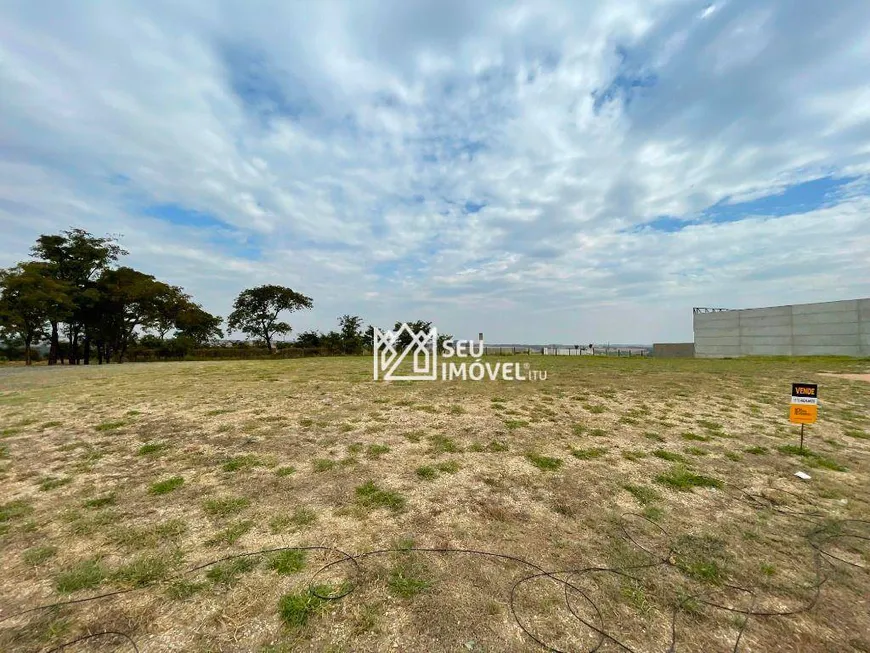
789;383;818;452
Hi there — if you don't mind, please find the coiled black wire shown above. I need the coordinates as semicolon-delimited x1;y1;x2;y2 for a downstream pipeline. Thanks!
1;484;866;653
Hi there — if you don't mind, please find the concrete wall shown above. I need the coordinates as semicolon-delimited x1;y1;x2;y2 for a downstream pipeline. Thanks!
694;298;870;358
652;342;695;358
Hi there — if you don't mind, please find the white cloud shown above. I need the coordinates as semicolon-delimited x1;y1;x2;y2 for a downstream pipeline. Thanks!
1;0;869;344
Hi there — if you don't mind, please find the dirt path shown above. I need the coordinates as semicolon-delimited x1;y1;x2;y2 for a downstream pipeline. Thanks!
819;372;870;383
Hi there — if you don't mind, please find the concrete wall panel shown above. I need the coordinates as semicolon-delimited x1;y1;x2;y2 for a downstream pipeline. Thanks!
792;299;858;314
793;322;859;336
792;312;860;327
693;298;870;358
652;343;695;358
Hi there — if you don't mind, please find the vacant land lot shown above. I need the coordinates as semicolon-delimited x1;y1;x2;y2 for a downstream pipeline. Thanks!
1;356;868;652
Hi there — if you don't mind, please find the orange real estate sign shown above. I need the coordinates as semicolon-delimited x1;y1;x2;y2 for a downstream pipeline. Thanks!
789;383;818;424
789;404;818;424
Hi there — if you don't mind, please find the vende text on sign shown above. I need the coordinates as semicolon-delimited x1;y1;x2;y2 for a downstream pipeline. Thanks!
789;382;818;424
791;383;818;402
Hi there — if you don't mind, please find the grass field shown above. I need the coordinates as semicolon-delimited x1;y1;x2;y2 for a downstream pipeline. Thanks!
1;356;869;652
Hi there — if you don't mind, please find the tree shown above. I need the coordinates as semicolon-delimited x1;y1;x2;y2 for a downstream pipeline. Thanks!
0;263;73;365
338;314;364;354
151;286;191;340
227;285;313;350
294;330;322;348
30;229;126;364
175;305;223;345
92;267;171;363
362;325;381;352
320;331;343;354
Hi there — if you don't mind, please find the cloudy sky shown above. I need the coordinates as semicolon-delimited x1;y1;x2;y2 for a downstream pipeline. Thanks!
2;1;869;344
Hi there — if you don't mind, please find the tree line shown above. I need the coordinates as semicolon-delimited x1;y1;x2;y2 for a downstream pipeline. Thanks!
0;229;448;365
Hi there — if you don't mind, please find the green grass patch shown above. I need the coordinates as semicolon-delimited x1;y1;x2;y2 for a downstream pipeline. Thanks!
525;452;563;471
278;586;333;628
366;444;391;459
429;434;461;454
655;466;722;491
652;449;687;463
55;559;106;593
570;447;607;460
777;445;847;471
202;496;250;518
206;519;253;546
39;476;73;492
166;579;208;600
435;460;460;474
623;484;662;506
585;404;607;414
205;556;258;585
113;552;177;587
149;476;184;495
684;446;709;456
269;550;307;575
503;419;530;430
415;465;437;480
387;560;431;598
222;454;264;472
355;481;406;511
844;428;868;440
745;446;768;455
312;458;336;472
94;420;126;431
589;428;607;437
402;430;424;443
137;442;167;455
269;507;317;533
674;534;731;585
23;545;58;566
680;432;710;442
84;493;116;509
275;466;296;477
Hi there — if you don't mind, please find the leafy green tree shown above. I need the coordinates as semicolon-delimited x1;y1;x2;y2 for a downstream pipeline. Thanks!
30;229;126;364
175;305;223;345
338;314;364;354
151;286;191;340
91;267;172;363
0;263;73;365
294;330;322;348
362;325;381;352
227;285;313;350
320;330;343;354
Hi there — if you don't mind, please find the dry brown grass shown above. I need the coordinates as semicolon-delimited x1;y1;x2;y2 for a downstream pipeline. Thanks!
0;355;868;652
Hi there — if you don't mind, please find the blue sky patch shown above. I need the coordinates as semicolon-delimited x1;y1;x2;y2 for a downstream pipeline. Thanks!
144;203;262;259
220;43;313;124
637;175;857;233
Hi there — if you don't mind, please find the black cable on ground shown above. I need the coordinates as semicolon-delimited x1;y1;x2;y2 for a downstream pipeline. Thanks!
1;485;867;653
